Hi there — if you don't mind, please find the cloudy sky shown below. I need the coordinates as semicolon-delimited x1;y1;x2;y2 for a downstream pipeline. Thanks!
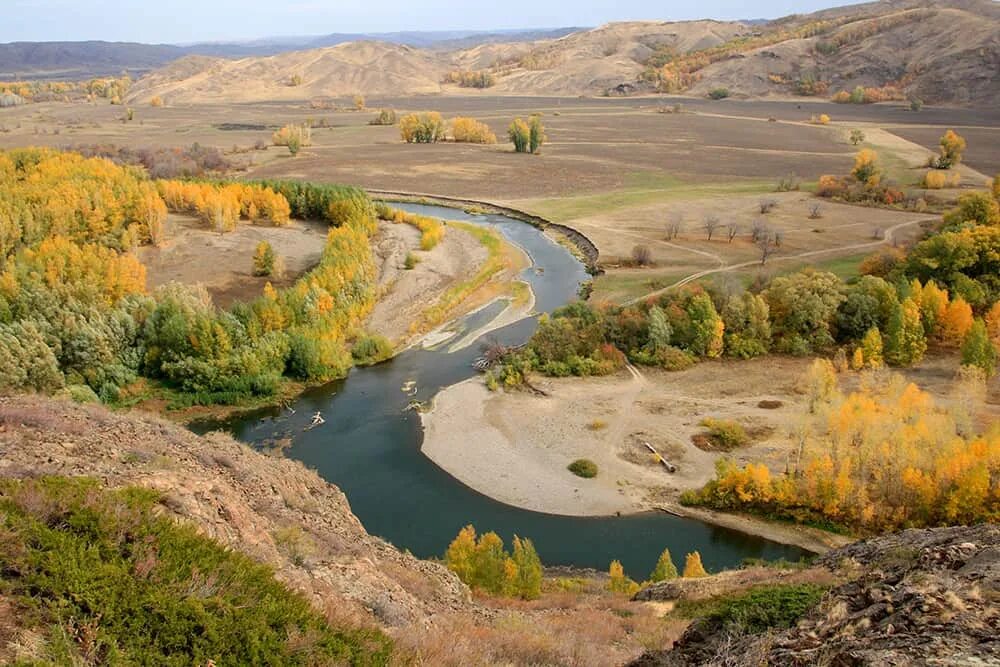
4;0;851;43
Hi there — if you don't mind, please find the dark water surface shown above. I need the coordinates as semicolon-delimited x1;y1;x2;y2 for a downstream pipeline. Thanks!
194;204;808;577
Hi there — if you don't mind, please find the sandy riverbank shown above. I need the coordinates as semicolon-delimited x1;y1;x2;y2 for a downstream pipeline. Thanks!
419;358;878;553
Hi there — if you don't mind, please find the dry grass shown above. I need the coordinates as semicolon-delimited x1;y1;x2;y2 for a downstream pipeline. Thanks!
392;586;685;666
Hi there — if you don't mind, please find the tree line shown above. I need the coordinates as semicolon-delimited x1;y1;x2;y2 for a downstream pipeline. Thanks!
0;148;386;406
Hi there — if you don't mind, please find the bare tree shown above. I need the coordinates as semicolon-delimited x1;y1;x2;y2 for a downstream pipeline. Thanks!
773;230;783;247
872;226;885;240
665;212;684;240
632;244;653;266
808;202;823;219
750;218;767;242
757;233;777;265
758;198;778;214
727;222;740;243
703;214;721;241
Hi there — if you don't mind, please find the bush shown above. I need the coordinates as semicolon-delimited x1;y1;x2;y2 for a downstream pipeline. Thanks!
568;459;598;478
272;124;312;148
351;334;393;365
369;108;397;125
922;170;961;189
451;117;497;144
708;88;730;99
674;584;828;633
699;418;749;450
0;477;393;665
399;112;446;143
404;252;419;269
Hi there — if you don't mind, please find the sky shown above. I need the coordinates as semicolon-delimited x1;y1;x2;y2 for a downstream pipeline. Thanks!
3;0;855;43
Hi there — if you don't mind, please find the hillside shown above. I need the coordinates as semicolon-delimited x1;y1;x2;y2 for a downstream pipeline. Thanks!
124;0;999;105
685;2;1000;106
127;41;449;103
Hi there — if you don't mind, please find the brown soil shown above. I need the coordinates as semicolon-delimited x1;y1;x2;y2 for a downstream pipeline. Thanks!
137;214;328;307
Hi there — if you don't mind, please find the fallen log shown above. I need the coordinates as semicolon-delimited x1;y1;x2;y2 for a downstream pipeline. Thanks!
643;441;677;473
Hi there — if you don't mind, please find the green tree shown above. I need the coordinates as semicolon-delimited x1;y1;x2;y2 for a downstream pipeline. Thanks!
472;531;508;593
885;298;927;366
252;240;275;276
764;270;845;354
511;536;543;600
961;319;997;377
508;118;531;153
286;134;302;156
649;548;679;582
647;306;673;352
722;292;771;359
686;293;724;358
529;115;546;153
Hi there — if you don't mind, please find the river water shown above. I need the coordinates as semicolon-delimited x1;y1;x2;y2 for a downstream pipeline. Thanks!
193;204;808;578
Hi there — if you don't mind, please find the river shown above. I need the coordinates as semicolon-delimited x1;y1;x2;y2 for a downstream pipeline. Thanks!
193;203;808;578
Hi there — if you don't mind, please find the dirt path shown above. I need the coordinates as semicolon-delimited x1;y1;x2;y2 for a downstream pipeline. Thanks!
628;215;933;304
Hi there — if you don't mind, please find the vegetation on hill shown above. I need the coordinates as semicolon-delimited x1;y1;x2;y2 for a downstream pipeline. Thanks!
0;476;393;665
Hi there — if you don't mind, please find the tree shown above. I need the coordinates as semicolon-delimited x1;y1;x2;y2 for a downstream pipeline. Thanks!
647;306;673;352
852;148;880;186
286;135;301;156
936;129;966;169
529;115;545;154
352;94;366;110
682;552;708;578
885;298;926;366
756;231;776;265
985;301;1000;348
400;112;446;143
722;292;771;359
940;297;974;346
511;536;543;600
508;118;530;153
471;531;508;593
805;358;838;413
444;525;478;585
631;245;653;266
686;293;724;358
450;117;496;144
253;241;275;276
961;319;997;377
649;548;678;582
860;327;884;368
607;560;639;594
849;129;865;145
765;270;845;354
942;192;1000;228
703;214;721;240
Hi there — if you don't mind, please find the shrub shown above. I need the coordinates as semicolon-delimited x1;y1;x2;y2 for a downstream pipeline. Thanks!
708;88;730;99
607;560;640;595
849;129;865;145
370;108;397;125
443;70;496;88
351;334;393;365
149;95;164;107
568;459;598;478
0;477;393;665
451;117;497;144
699;418;749;450
404;252;419;269
399;112;446;143
272;124;312;148
631;244;653;266
675;584;828;633
923;170;961;189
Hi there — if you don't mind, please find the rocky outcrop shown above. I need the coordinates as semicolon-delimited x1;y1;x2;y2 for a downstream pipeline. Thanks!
630;524;1000;666
0;396;473;629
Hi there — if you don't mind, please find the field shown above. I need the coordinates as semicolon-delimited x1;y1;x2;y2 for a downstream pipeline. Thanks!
2;95;998;309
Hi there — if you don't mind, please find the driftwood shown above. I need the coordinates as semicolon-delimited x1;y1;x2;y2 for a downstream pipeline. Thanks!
643;441;677;473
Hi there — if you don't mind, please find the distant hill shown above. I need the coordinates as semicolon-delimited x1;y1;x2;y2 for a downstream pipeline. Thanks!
0;28;584;80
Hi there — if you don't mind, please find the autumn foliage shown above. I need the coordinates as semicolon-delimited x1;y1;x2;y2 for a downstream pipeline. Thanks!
157;180;291;231
444;525;542;600
682;370;1000;532
450;117;497;144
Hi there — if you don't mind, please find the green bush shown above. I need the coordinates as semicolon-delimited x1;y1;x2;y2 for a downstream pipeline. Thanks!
700;418;749;450
568;459;598;478
351;334;393;365
708;88;730;100
0;477;393;665
674;584;828;634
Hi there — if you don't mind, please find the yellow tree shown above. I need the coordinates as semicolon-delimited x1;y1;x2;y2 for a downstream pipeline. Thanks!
444;524;477;586
682;552;708;578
